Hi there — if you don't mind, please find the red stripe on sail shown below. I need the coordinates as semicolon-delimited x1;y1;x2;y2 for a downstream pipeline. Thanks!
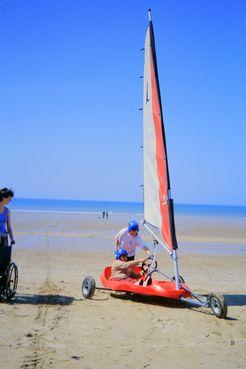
149;51;173;251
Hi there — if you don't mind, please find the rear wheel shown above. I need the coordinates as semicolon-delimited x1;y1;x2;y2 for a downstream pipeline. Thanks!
5;262;18;301
209;293;227;319
82;276;96;299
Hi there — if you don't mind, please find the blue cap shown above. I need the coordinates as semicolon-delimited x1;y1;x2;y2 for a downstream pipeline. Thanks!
115;248;128;260
128;220;139;232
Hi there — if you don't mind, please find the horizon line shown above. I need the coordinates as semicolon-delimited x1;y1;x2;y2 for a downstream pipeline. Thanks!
12;197;246;208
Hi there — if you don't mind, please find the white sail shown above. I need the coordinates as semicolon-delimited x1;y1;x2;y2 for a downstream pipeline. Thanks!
143;26;162;230
143;12;177;252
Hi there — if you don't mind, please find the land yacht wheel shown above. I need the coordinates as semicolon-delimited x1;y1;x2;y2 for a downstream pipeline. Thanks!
171;275;185;283
209;293;227;319
5;262;18;301
82;276;96;299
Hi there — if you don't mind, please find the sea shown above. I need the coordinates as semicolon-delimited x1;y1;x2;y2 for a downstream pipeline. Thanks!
9;197;246;217
8;198;246;255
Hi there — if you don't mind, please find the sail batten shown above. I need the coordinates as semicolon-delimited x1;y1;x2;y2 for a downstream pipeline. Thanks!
143;19;178;252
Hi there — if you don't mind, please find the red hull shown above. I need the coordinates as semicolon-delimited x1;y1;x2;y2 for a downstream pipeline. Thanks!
100;266;191;300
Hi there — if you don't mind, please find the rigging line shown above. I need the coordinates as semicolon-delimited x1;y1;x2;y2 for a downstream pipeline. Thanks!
143;221;172;256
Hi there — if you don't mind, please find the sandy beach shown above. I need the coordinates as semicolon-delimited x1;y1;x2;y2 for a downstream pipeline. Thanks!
0;211;246;369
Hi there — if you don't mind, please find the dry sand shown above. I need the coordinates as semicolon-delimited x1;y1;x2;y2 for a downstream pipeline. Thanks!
0;211;246;369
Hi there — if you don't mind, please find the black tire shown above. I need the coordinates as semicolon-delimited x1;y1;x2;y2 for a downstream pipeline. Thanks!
171;275;185;283
5;262;18;301
209;293;227;319
81;276;96;299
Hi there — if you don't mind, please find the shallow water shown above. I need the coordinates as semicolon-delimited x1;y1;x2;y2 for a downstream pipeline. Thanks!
11;210;246;255
180;241;246;255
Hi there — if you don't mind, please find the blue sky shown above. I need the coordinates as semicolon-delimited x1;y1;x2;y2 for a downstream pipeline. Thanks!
1;0;246;205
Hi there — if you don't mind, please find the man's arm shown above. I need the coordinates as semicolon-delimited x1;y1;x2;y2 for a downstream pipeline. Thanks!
114;229;123;250
143;246;152;256
122;258;145;269
137;235;152;256
114;239;120;251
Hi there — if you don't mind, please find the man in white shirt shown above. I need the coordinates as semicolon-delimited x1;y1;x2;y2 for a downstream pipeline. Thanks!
114;220;151;261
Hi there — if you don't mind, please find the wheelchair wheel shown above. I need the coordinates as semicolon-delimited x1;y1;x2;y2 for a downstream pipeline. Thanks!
5;262;18;301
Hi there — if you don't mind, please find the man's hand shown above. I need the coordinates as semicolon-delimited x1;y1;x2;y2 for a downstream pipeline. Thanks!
138;258;146;264
10;239;15;245
145;248;152;257
143;257;151;262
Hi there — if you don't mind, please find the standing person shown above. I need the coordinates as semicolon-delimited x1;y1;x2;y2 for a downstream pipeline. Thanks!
0;188;15;246
114;220;151;261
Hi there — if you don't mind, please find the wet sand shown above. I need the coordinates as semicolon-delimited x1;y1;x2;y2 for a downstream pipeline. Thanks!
0;211;246;369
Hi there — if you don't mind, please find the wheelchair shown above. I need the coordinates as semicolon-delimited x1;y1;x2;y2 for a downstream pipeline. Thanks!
0;245;18;301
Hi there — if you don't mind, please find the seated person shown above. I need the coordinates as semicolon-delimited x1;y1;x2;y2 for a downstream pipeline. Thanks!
110;248;146;282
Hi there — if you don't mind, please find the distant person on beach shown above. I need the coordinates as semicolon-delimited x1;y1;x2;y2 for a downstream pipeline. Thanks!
110;248;146;281
114;220;151;261
0;188;15;246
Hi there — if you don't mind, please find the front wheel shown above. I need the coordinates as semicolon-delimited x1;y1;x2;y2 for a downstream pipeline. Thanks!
171;275;185;283
81;276;96;299
209;293;227;319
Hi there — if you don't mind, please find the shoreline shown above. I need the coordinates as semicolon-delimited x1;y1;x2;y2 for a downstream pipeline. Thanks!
11;207;246;218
